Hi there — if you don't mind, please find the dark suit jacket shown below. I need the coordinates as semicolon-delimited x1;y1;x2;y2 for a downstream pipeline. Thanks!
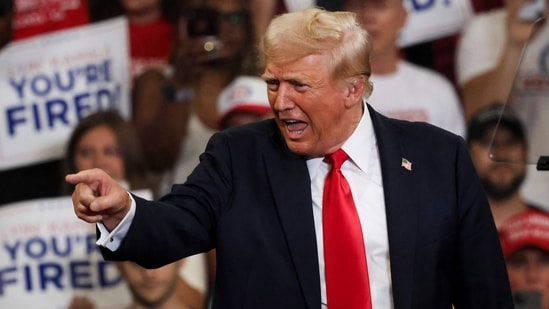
102;105;513;308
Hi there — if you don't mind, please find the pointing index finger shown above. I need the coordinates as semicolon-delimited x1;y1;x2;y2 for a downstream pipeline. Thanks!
65;168;102;185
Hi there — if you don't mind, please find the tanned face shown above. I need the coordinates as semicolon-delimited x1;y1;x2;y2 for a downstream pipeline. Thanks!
262;53;364;158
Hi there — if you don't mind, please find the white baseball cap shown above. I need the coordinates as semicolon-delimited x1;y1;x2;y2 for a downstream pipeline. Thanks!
217;76;272;129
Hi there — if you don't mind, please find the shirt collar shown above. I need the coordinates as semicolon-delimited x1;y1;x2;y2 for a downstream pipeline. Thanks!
307;101;375;177
341;101;374;173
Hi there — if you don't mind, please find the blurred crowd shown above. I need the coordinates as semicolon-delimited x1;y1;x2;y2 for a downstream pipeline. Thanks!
2;0;549;308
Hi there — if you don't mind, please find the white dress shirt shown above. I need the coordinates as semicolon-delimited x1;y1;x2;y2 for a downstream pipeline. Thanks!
98;103;393;308
307;104;392;308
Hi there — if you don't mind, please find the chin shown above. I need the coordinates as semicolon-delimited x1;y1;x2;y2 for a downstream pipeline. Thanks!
286;142;311;156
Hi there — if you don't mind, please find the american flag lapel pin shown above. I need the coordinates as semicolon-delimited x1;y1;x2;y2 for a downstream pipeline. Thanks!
401;158;412;171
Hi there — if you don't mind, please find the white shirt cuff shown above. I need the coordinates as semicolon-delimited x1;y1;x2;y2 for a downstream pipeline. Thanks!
96;192;136;251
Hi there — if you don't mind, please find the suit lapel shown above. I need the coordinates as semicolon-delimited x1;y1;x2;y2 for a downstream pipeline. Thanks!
369;105;418;309
264;129;321;309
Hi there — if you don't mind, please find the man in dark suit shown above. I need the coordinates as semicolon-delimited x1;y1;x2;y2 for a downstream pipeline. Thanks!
67;7;514;309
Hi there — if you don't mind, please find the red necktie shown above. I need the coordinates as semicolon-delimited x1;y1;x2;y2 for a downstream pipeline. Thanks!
323;149;372;309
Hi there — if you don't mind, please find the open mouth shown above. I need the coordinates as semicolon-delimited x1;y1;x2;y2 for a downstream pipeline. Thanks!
283;119;308;137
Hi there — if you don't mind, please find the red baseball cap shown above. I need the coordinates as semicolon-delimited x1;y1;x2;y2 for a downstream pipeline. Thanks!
499;209;549;258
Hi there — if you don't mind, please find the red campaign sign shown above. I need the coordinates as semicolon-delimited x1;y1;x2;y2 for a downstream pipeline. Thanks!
13;0;90;41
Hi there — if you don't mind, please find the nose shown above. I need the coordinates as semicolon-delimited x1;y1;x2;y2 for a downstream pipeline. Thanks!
271;84;294;112
92;151;109;169
525;263;542;283
489;141;512;161
140;267;157;280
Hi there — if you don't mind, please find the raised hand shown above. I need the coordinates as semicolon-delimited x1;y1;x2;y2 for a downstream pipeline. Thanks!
66;168;132;231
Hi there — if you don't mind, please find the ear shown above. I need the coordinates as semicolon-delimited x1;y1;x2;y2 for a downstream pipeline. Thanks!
344;77;365;108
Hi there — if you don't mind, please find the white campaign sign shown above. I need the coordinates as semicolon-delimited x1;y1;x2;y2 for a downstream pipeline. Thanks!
399;0;474;47
0;188;152;308
0;17;130;171
0;196;130;308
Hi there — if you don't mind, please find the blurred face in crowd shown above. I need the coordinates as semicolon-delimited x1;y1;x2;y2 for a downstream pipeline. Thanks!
263;53;364;158
469;125;526;200
506;247;549;309
177;0;250;64
208;0;249;60
115;260;182;307
344;0;407;58
74;125;126;181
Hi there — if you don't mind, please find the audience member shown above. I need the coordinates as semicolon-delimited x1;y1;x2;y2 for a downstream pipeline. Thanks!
67;8;513;308
217;75;273;130
89;0;179;78
467;103;543;229
399;0;505;87
457;2;549;213
63;110;205;309
344;0;465;137
121;0;179;77
130;1;251;298
499;208;549;309
61;110;153;195
455;0;544;120
113;259;203;309
132;0;258;191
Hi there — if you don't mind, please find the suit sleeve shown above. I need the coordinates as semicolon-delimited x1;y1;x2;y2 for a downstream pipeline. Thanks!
100;131;232;268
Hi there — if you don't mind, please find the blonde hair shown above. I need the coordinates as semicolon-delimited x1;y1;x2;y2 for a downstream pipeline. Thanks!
258;7;373;97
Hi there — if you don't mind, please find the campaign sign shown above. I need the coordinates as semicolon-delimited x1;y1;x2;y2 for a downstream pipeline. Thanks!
0;196;133;308
399;0;473;47
12;0;90;40
0;17;130;171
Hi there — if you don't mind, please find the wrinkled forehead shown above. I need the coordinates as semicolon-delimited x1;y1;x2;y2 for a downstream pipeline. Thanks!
263;53;333;77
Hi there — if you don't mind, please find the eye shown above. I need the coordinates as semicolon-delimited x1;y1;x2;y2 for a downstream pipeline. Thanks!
540;253;549;266
291;80;308;92
479;138;492;147
265;79;279;91
104;146;120;157
507;255;528;269
219;11;249;25
77;148;94;159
